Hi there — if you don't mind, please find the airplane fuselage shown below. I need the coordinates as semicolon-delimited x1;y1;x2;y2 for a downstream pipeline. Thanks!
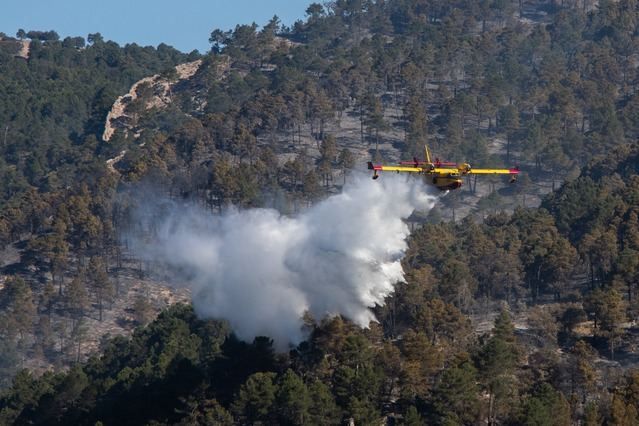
428;174;463;190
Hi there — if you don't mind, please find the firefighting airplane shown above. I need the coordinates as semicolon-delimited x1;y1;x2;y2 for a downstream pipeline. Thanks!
367;145;519;191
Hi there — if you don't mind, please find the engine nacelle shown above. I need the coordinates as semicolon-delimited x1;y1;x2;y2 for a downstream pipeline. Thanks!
458;163;471;173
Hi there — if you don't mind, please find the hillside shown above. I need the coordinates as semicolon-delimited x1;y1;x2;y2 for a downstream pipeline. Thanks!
1;0;639;424
99;0;639;221
2;137;639;423
0;32;195;386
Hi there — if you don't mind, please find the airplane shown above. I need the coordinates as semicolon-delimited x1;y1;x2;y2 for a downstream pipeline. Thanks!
367;145;519;191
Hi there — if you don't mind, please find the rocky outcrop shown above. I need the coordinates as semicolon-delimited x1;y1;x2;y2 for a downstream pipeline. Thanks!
102;59;203;142
105;150;127;175
16;40;30;59
0;38;30;59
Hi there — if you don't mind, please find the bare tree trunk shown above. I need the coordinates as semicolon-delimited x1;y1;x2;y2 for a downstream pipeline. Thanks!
360;104;364;144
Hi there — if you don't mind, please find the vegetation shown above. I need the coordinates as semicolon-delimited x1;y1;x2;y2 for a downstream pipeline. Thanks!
2;0;639;424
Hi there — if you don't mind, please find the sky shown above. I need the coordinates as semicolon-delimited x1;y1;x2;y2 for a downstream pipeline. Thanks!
0;0;314;53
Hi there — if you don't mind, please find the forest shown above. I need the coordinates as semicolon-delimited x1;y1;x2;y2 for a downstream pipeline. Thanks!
1;0;639;424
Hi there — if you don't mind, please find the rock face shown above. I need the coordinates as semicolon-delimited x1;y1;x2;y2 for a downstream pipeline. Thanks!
102;59;203;142
15;40;30;59
0;38;30;59
175;60;202;80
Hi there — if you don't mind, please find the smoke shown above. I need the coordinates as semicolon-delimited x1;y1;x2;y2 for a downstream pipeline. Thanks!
129;174;437;349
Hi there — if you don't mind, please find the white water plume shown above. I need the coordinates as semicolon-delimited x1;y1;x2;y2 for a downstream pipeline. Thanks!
130;174;437;349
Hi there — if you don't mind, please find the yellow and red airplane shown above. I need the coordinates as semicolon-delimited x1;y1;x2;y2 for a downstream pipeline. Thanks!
367;145;519;191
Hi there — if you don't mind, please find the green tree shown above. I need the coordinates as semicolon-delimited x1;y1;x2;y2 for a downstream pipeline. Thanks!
403;95;429;158
598;287;627;359
318;134;337;187
477;310;520;425
307;380;339;425
88;256;114;322
610;371;639;425
333;343;382;409
431;358;480;425
65;273;89;322
305;3;324;21
579;227;619;286
133;293;154;326
0;277;36;341
337;148;355;185
610;393;639;426
303;170;322;204
39;282;56;316
231;372;277;424
438;257;477;310
521;383;571;426
398;329;443;400
566;340;597;405
347;396;379;425
177;398;234;425
584;402;602;426
275;369;310;425
87;32;103;44
69;318;88;363
363;93;388;153
402;406;423;426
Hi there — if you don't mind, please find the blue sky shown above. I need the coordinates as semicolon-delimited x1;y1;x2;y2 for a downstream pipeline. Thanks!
0;0;313;53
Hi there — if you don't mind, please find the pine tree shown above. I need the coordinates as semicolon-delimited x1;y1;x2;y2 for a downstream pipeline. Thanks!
66;274;89;322
133;294;154;326
431;359;480;424
88;256;114;322
337;148;355;185
275;369;311;425
303;170;322;204
521;383;571;426
598;287;627;359
231;372;277;424
477;310;520;424
2;277;36;341
402;406;423;426
307;380;340;425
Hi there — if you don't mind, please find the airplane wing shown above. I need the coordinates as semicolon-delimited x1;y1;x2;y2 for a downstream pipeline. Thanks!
368;163;422;173
368;164;459;174
466;168;520;175
367;163;472;175
368;161;520;178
